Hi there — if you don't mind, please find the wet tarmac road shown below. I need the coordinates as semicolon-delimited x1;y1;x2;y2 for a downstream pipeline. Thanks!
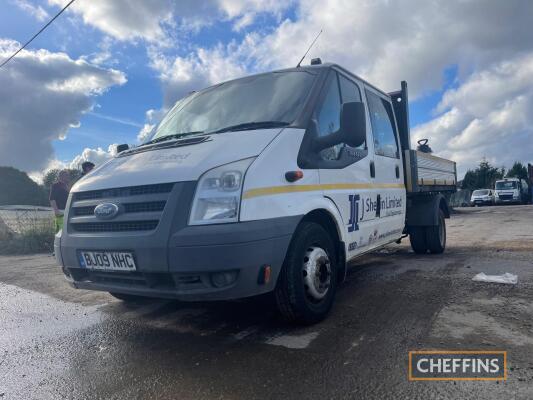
1;206;533;399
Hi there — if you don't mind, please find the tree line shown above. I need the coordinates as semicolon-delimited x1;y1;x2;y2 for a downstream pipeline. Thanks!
461;160;529;190
0;166;82;206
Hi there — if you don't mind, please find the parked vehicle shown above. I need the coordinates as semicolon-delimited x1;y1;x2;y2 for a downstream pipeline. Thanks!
494;178;529;205
55;61;456;324
470;189;494;206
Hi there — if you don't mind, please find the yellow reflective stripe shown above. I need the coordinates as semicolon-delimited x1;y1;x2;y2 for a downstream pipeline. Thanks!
242;183;405;199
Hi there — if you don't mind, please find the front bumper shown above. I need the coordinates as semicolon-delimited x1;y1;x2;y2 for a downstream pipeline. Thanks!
495;197;519;204
470;199;492;206
60;216;301;301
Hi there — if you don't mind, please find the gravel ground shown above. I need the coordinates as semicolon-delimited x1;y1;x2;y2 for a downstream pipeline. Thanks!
0;205;532;399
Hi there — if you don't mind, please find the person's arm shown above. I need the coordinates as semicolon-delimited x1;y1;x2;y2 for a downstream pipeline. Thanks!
49;199;63;217
49;185;63;217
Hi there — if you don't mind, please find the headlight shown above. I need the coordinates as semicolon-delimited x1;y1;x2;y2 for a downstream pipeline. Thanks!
189;158;255;225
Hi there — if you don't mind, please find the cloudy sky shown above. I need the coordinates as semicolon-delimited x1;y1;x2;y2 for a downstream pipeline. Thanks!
1;0;532;180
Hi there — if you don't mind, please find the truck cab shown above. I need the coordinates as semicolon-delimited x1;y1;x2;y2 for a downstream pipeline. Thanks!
494;178;529;204
55;62;455;324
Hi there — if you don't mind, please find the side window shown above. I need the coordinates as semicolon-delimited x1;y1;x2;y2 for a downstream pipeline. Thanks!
366;90;399;158
339;74;361;103
338;74;365;151
315;72;342;161
313;72;367;163
316;73;341;138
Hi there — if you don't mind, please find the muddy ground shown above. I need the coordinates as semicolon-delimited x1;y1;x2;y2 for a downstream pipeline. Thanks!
1;205;532;399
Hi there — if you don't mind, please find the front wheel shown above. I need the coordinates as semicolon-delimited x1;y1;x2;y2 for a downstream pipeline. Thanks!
274;222;338;324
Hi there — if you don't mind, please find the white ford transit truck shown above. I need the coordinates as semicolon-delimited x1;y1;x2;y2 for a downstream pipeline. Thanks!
494;178;529;205
55;61;456;324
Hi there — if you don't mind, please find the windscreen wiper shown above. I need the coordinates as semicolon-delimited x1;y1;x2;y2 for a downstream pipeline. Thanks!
210;121;289;134
141;131;205;146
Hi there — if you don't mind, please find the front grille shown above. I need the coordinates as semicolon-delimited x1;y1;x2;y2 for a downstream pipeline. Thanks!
73;206;96;216
75;183;173;201
499;194;513;200
71;221;159;232
124;201;166;213
72;201;166;216
69;183;174;233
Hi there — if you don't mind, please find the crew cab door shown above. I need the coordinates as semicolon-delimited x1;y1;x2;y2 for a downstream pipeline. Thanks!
312;70;381;258
364;87;406;244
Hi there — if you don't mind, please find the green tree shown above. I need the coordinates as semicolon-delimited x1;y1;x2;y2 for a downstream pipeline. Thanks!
0;166;48;206
461;159;504;190
506;161;528;181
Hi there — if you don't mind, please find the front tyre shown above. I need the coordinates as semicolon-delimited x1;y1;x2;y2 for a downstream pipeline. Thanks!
425;209;446;254
274;222;338;325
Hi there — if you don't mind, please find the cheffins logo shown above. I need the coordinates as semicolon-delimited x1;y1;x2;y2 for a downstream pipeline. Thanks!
409;351;507;381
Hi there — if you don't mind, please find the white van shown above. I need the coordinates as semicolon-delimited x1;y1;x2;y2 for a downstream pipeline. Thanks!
494;178;529;204
55;61;456;323
470;189;494;206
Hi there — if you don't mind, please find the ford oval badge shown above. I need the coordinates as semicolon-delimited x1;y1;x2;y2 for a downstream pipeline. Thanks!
94;203;119;220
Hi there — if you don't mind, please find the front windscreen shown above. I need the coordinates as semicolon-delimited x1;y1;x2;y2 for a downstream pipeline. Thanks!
473;190;489;196
496;181;517;190
148;71;317;142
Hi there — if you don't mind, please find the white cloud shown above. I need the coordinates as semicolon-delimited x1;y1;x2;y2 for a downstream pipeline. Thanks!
48;0;292;42
234;0;533;97
0;39;126;174
137;124;155;142
412;54;533;176
68;144;118;170
12;0;49;21
149;43;247;108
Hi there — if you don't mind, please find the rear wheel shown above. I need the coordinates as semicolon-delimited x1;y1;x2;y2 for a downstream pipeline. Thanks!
409;227;428;254
425;209;446;254
274;222;338;324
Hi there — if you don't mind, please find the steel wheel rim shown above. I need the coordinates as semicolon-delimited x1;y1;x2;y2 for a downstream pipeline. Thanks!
302;246;331;302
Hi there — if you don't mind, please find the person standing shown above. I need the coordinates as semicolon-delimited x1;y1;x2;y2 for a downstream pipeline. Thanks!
49;170;70;233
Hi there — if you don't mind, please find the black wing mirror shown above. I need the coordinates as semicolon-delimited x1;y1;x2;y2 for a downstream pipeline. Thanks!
312;101;366;151
340;101;366;148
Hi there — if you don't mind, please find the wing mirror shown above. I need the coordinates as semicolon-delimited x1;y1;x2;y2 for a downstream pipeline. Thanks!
312;101;366;151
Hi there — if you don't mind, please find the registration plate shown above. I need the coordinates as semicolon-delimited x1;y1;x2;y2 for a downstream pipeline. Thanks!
79;251;136;271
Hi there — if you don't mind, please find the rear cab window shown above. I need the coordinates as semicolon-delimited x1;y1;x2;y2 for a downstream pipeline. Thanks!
366;90;399;159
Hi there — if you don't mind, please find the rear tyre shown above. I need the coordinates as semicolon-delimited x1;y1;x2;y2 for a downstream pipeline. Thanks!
109;292;150;302
274;222;338;325
409;227;428;254
425;209;446;254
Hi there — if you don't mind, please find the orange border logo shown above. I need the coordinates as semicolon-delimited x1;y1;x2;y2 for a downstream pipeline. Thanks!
408;350;507;381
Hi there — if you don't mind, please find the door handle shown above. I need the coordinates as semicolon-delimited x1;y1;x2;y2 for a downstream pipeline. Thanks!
370;161;375;178
395;165;400;179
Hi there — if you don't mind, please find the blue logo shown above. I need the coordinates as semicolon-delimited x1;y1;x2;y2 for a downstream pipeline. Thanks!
348;194;360;232
94;203;119;220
